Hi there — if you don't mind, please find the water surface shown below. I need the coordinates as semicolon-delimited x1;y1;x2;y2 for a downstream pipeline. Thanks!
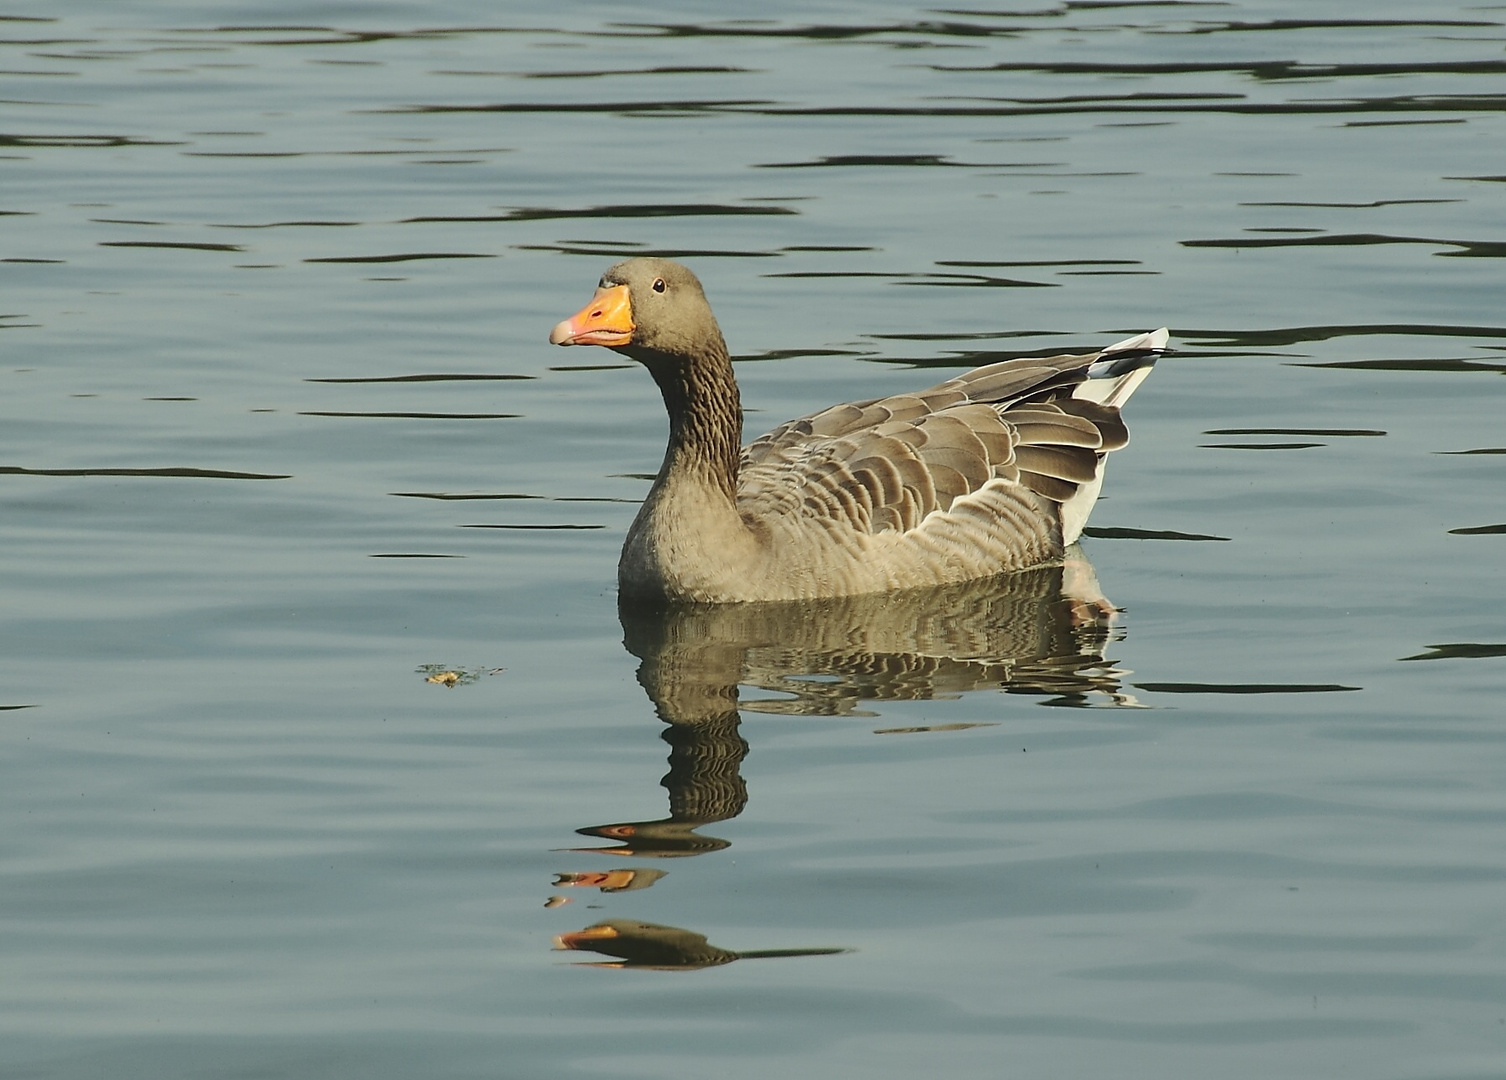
3;2;1505;1077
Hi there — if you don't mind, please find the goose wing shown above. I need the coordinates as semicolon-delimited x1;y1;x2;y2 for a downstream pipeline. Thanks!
737;330;1167;541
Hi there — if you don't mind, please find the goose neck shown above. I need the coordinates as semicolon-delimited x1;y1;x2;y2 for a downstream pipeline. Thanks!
637;344;743;498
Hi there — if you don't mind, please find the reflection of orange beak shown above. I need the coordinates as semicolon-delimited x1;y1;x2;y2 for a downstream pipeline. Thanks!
553;924;621;950
591;824;636;839
549;284;634;347
554;870;641;890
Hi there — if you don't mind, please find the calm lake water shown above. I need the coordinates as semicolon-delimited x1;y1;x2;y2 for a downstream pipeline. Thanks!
3;1;1505;1077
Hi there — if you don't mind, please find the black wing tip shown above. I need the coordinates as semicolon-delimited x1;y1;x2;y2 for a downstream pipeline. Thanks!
1085;349;1159;381
1086;327;1170;379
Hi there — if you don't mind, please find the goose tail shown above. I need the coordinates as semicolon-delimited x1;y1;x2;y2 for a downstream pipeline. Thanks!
1075;327;1170;409
1057;328;1168;546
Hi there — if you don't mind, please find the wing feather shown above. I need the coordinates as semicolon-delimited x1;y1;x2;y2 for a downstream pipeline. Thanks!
736;334;1166;557
1017;470;1078;503
1013;444;1101;484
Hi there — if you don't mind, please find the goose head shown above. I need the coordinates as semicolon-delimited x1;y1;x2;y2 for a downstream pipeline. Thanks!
549;257;727;364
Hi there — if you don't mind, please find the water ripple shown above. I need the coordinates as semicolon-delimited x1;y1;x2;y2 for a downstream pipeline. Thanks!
402;202;796;223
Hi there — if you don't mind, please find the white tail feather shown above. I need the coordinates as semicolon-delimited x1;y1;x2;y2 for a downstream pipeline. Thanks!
1072;327;1169;409
1059;328;1168;543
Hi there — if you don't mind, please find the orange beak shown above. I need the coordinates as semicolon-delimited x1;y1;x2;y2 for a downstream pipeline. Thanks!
549;284;634;347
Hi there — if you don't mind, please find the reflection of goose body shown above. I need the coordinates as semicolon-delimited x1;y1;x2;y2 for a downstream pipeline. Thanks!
622;553;1133;720
551;257;1167;603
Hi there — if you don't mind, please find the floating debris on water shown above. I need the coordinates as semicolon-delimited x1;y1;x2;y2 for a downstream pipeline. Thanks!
417;664;506;688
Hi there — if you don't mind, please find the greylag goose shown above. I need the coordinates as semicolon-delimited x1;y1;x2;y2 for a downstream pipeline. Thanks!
550;258;1167;604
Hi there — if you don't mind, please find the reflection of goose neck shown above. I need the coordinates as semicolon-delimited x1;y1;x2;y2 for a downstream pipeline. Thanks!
661;709;748;824
612;599;754;853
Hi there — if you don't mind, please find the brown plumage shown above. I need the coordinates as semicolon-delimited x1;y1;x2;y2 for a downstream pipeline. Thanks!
550;257;1166;604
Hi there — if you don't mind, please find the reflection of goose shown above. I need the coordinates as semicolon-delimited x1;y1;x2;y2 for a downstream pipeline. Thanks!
573;550;1132;860
553;567;1139;963
554;918;847;971
551;257;1167;603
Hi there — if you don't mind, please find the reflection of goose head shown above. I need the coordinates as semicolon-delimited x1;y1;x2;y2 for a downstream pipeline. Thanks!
553;918;740;970
569;817;732;858
553;917;847;971
553;868;667;893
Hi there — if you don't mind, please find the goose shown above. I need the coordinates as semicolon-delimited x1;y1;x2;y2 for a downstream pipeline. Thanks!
550;258;1167;604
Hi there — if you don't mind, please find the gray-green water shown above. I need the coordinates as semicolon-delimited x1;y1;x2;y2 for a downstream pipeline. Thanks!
3;2;1505;1077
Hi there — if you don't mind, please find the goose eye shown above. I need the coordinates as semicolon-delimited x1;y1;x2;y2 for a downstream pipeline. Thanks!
652;278;666;294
